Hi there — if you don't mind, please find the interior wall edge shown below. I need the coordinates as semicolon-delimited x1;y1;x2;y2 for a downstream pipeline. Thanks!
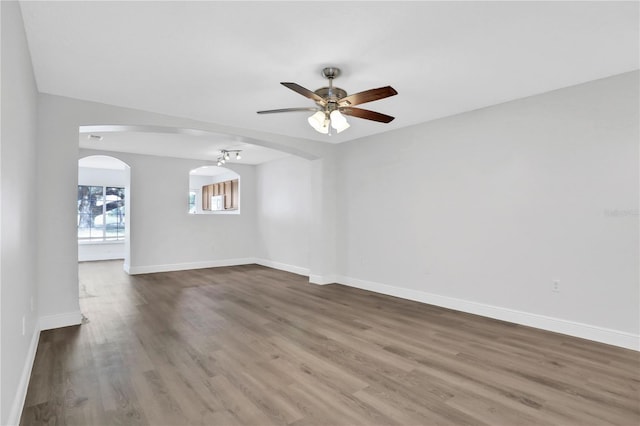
6;324;40;426
336;274;640;351
38;311;82;332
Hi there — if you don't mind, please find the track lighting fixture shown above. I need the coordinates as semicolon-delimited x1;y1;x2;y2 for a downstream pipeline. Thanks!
217;149;242;166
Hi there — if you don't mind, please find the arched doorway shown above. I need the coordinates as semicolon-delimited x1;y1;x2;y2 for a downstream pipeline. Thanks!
77;155;131;268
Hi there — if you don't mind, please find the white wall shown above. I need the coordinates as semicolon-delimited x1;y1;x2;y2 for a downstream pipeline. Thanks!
21;31;634;375
337;71;639;347
37;73;638;349
0;2;40;424
78;166;126;187
37;94;335;346
256;156;312;275
78;165;128;261
80;149;257;274
78;242;125;263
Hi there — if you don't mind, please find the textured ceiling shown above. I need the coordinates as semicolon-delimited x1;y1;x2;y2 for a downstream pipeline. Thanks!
20;1;639;147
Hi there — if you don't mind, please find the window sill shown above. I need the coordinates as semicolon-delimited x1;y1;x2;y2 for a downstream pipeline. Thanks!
190;209;240;215
78;240;125;245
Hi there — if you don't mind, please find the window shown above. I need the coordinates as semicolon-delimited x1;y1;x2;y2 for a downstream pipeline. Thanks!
77;185;125;241
188;191;197;214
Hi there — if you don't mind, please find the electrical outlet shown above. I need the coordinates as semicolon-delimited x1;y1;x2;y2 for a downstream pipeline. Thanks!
552;280;560;293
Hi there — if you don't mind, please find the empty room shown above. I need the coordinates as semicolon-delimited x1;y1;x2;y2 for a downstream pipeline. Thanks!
1;1;638;425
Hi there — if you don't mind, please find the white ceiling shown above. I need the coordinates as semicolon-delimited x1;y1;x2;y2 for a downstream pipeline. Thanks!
79;130;291;164
20;1;639;147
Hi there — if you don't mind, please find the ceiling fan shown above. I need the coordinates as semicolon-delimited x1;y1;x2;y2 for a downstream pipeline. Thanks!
257;67;397;134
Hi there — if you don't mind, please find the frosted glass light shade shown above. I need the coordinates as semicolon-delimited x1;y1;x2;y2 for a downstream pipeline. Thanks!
308;111;329;134
330;110;350;133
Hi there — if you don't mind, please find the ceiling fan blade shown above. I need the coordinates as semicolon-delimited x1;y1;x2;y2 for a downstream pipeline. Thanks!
341;107;395;123
281;82;326;105
338;86;398;107
257;107;318;114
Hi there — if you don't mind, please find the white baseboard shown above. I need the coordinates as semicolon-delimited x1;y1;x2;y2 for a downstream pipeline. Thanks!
254;258;309;277
309;274;338;285
251;258;337;286
78;253;124;262
39;311;82;331
127;258;255;275
67;254;640;351
6;324;41;426
7;311;83;425
337;275;640;351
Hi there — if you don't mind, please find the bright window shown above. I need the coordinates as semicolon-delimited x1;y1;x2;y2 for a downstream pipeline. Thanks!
77;185;125;241
188;191;197;214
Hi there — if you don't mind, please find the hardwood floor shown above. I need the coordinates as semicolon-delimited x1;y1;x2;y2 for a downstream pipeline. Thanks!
21;261;639;425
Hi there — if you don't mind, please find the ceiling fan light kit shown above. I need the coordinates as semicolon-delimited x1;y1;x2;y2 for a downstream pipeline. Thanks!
308;111;329;134
257;67;397;135
330;110;350;133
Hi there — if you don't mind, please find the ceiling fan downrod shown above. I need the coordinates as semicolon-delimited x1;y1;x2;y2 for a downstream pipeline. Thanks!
320;67;342;112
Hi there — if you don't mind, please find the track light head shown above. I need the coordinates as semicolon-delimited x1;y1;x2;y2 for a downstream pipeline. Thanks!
217;149;243;165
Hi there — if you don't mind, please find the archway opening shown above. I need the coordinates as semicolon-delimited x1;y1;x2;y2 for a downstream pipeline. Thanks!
189;166;241;214
77;155;131;265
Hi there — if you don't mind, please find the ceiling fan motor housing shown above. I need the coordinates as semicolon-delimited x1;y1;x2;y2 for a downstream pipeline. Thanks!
314;87;347;109
321;67;340;80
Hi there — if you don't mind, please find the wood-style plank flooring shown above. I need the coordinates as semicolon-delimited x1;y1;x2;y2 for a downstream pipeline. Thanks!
21;261;640;425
